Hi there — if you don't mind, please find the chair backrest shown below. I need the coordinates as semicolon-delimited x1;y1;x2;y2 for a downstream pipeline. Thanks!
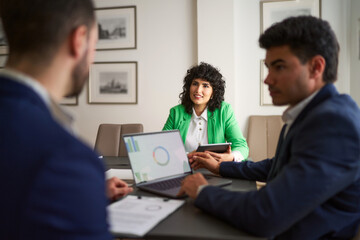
247;115;284;162
94;123;144;157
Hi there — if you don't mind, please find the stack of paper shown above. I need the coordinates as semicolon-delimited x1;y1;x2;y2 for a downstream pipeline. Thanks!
107;195;185;237
105;168;133;180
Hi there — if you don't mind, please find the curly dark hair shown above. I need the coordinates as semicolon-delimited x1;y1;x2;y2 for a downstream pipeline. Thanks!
259;16;339;83
179;62;225;114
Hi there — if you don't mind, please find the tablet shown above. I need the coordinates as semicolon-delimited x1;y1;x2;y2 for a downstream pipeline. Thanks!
196;143;232;153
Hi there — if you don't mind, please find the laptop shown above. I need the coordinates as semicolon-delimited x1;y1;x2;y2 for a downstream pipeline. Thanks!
123;130;232;198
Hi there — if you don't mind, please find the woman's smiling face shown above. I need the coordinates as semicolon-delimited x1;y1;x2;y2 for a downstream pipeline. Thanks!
189;78;213;109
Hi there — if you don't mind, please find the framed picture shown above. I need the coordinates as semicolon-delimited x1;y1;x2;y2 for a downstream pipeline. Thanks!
260;60;272;106
59;96;78;106
261;0;321;33
0;20;8;55
95;6;136;50
88;62;137;104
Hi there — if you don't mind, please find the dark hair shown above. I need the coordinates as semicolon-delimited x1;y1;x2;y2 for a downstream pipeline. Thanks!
0;0;95;65
179;62;225;114
259;16;339;83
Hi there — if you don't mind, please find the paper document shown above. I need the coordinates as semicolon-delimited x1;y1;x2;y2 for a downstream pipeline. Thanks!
108;195;185;237
106;168;133;180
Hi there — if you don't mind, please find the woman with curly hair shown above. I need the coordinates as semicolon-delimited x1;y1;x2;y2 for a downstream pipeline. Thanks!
163;62;249;162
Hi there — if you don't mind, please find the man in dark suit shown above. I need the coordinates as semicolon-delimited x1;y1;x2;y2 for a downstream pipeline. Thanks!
179;16;360;239
0;0;132;239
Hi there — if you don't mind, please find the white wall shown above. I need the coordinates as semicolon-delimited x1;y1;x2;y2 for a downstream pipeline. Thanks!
322;0;351;94
64;0;356;147
233;0;287;133
197;0;236;106
65;0;197;146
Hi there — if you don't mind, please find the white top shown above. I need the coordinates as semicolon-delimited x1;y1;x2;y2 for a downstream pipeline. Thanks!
184;107;243;162
0;68;75;134
185;107;209;152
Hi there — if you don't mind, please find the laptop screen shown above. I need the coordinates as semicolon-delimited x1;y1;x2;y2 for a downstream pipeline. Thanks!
123;130;191;184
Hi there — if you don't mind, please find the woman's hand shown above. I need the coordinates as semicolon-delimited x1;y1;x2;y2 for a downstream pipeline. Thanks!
207;146;234;162
188;151;221;175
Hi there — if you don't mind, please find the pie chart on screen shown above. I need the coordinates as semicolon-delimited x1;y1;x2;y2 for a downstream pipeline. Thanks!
153;146;170;166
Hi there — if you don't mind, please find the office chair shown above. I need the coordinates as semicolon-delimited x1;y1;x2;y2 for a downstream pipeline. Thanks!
94;123;144;157
247;115;284;162
247;115;283;189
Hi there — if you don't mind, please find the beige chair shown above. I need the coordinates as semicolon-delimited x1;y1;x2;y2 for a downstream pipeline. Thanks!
247;115;284;162
247;115;283;189
94;123;143;157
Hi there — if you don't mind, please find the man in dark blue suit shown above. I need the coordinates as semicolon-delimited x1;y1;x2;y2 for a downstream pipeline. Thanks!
179;16;360;239
0;0;132;239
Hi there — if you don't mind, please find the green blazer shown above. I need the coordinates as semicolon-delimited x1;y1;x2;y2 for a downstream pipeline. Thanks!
162;102;249;159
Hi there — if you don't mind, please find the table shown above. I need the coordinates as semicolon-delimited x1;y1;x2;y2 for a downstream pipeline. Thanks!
102;156;265;240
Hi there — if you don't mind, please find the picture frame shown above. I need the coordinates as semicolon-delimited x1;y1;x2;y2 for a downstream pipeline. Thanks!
88;62;137;104
260;0;321;33
260;60;272;106
59;96;78;106
95;6;136;50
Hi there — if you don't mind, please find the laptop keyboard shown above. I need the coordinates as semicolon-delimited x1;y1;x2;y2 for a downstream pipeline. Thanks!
144;174;214;191
145;176;186;191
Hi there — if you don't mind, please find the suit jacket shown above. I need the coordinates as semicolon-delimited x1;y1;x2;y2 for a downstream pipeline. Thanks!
162;102;249;158
0;76;111;239
195;84;360;239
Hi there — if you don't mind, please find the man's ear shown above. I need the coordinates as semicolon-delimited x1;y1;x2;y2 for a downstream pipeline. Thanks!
309;55;325;80
69;25;88;59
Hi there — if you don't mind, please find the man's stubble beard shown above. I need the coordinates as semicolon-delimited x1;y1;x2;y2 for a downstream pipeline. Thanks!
66;50;89;98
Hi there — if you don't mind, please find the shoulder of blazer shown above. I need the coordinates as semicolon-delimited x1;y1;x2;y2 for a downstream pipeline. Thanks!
208;101;231;119
0;76;49;112
291;84;338;129
170;104;191;126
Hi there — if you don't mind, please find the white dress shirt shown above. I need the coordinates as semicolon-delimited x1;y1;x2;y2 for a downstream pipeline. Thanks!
184;107;243;161
185;107;209;152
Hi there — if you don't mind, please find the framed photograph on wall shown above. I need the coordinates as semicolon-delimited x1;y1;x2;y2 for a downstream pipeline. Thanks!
88;62;137;104
260;0;321;33
59;96;78;106
260;60;272;106
0;20;8;55
95;6;136;50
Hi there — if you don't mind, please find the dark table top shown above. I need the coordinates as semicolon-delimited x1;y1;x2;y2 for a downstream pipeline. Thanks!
102;156;265;240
